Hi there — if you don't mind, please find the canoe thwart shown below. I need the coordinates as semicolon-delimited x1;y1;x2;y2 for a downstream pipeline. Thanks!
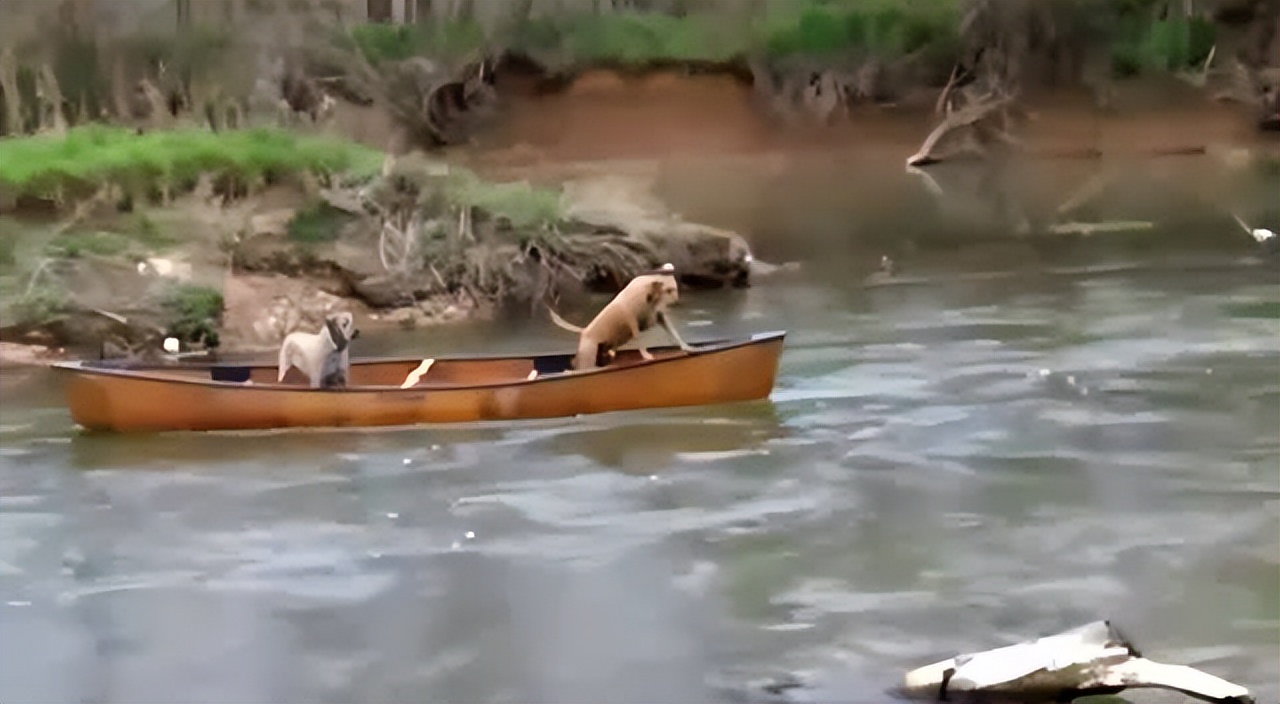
400;358;436;388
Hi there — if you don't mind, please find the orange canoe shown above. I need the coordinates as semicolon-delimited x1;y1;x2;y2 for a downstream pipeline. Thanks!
50;331;786;433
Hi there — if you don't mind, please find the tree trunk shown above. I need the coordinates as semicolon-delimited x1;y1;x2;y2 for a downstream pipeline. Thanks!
110;54;130;120
368;0;392;22
0;49;23;135
38;63;69;134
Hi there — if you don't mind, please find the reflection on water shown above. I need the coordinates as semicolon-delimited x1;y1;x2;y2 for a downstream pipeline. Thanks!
1;243;1277;704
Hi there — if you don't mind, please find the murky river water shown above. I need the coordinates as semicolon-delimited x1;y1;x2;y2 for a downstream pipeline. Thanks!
2;237;1277;703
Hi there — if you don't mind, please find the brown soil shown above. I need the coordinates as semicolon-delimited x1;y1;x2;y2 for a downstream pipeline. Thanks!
0;341;69;367
444;68;1277;262
467;69;1270;167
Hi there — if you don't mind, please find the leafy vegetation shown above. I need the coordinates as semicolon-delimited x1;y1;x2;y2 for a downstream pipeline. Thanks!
44;231;136;259
160;283;223;348
759;0;960;60
349;20;488;64
10;285;69;326
442;169;563;229
287;202;352;243
1111;15;1216;77
342;0;1223;78
346;0;960;66
0;125;384;200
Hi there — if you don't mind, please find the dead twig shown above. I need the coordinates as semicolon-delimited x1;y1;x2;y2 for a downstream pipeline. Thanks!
934;63;972;116
1056;168;1119;217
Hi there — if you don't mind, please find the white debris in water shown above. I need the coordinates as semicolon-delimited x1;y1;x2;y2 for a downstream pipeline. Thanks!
143;257;193;281
430;444;441;451
450;541;461;550
7;601;31;607
649;475;659;481
465;531;475;539
1066;375;1076;385
163;337;180;354
386;512;398;519
1206;368;1213;375
1039;369;1051;377
761;622;815;632
402;458;411;465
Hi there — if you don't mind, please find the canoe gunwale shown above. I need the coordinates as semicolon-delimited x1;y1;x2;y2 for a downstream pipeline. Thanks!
49;330;788;393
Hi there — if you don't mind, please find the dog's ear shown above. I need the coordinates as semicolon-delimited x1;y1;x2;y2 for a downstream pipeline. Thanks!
646;280;665;304
325;316;350;351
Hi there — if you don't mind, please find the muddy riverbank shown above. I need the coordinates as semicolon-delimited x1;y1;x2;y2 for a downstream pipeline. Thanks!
1;67;1277;366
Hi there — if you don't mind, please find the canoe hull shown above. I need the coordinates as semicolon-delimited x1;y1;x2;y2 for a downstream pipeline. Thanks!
54;332;785;433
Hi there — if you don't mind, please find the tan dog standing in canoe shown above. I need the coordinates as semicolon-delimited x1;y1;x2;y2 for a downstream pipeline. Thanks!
548;263;694;371
277;312;360;388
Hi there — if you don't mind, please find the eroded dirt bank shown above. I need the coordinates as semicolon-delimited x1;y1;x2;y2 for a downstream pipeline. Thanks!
3;68;1278;367
467;69;1266;162
455;69;1278;262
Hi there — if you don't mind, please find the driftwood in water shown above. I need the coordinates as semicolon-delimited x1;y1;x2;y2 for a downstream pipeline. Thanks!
907;90;1019;167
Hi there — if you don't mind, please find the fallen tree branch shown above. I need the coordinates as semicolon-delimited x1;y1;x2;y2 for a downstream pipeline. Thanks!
934;63;972;116
907;92;1016;167
1056;169;1119;216
317;186;368;216
22;258;56;298
1048;220;1155;237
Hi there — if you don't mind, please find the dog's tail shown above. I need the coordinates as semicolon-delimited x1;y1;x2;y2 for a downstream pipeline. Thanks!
1230;212;1253;237
547;307;584;334
277;339;291;383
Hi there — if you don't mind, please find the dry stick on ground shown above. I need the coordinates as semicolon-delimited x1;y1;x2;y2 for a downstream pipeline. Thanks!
378;210;420;273
907;92;1016;167
22;259;57;298
51;183;117;235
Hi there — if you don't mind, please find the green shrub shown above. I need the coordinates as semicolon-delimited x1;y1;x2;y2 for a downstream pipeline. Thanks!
160;283;224;348
287;202;351;243
11;286;69;325
443;169;563;229
349;20;488;64
45;231;134;259
1110;12;1215;76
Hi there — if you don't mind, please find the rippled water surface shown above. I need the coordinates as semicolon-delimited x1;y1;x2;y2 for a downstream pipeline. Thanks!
2;246;1277;704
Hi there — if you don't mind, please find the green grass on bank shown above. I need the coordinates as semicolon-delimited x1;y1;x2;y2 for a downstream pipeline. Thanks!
350;0;962;66
347;0;1215;77
442;169;563;229
1111;15;1216;76
0;125;385;199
